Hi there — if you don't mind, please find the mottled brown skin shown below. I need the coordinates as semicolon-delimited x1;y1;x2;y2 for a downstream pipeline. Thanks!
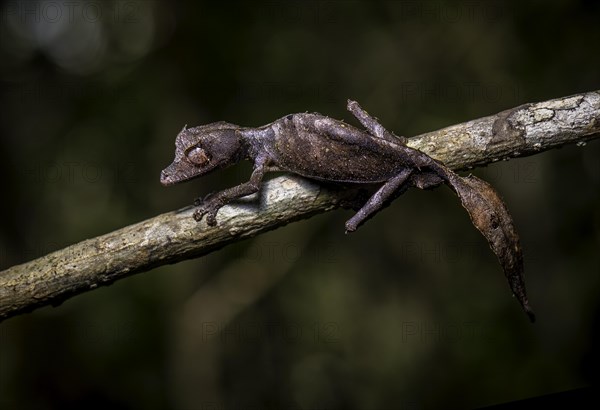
161;100;535;322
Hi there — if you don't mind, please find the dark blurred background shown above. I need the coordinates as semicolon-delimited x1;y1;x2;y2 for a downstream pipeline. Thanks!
1;1;599;409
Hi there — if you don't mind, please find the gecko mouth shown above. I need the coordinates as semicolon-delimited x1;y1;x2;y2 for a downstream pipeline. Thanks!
160;169;176;186
160;164;204;186
160;167;191;186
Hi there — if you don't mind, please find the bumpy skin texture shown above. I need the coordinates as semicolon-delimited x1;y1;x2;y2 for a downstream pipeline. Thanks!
161;100;535;322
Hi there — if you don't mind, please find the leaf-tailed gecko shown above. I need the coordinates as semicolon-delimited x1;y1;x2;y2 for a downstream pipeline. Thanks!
161;100;535;322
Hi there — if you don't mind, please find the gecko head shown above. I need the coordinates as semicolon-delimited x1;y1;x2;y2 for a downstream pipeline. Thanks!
160;122;244;186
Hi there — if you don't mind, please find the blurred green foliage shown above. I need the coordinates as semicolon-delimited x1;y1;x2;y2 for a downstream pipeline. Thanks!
1;1;599;409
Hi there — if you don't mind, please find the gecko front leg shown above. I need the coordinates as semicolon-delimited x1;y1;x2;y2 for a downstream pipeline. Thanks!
193;156;269;225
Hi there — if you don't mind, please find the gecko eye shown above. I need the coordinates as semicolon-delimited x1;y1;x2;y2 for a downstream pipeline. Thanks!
186;147;210;166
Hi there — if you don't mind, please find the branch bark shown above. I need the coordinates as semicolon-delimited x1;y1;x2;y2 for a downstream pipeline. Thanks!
1;90;599;322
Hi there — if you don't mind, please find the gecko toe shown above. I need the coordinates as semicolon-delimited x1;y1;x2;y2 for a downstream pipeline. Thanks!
193;209;205;222
206;213;218;226
344;221;357;233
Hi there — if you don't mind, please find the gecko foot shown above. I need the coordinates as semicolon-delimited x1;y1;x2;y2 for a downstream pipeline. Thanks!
193;208;218;226
193;197;223;226
344;220;358;234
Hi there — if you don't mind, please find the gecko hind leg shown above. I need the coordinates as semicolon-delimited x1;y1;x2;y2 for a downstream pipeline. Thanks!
346;100;408;144
345;168;413;233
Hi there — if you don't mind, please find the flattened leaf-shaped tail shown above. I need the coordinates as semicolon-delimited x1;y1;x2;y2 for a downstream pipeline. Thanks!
443;171;535;322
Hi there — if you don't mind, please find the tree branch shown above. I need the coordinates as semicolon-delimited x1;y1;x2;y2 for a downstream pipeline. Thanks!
1;90;599;322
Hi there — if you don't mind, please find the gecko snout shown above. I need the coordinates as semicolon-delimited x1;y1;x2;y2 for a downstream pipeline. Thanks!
160;169;173;186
